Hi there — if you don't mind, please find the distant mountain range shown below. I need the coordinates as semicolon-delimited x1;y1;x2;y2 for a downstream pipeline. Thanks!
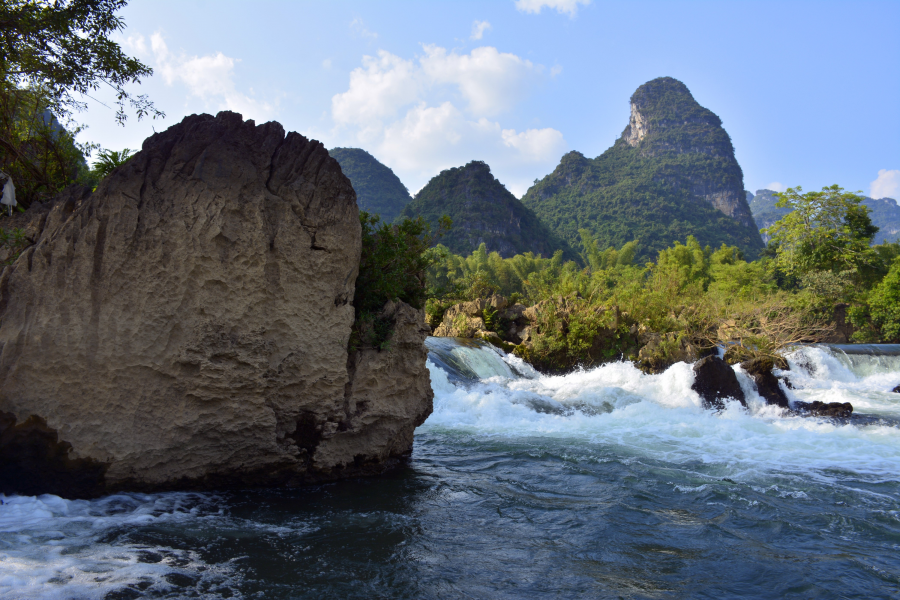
521;77;764;261
329;147;411;223
333;77;898;263
748;189;900;245
399;161;575;259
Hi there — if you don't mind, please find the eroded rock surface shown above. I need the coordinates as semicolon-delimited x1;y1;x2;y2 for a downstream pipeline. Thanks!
0;111;431;497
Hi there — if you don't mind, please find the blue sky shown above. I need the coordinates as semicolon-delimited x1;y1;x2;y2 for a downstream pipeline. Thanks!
79;0;900;200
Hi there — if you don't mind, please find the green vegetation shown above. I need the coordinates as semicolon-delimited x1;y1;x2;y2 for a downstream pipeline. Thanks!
400;160;576;260
426;185;900;371
521;77;764;263
90;147;134;181
352;212;449;351
1;0;160;209
329;148;412;223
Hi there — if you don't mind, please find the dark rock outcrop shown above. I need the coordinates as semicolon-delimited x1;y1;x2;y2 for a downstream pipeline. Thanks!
793;401;853;418
0;111;432;498
692;356;746;410
740;357;790;409
891;385;900;394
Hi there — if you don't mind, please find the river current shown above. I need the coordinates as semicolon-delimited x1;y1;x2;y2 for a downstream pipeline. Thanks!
2;340;899;599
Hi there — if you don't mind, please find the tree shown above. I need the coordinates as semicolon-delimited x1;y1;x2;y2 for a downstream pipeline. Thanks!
763;185;879;293
1;0;162;207
0;0;160;124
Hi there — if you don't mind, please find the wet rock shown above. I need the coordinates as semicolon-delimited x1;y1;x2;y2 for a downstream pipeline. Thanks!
692;356;746;410
740;357;790;409
793;401;853;418
891;385;900;394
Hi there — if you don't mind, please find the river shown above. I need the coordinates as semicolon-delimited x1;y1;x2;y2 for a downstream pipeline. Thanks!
2;339;899;599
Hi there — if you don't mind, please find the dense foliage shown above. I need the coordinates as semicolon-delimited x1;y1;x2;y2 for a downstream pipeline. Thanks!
400;160;576;260
521;77;764;263
329;147;412;223
426;190;900;370
0;0;159;209
750;189;900;246
352;211;449;350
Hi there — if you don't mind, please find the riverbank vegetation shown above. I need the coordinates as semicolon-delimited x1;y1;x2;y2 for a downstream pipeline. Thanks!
422;185;900;372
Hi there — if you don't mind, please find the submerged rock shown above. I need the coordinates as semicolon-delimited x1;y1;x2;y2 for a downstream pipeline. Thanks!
740;357;790;409
793;401;853;419
691;356;746;410
0;111;431;498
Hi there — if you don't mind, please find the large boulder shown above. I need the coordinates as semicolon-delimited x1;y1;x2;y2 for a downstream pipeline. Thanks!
691;356;746;410
0;111;431;498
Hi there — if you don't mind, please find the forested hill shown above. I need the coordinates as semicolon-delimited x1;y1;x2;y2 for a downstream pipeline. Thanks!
521;77;765;261
749;189;900;245
399;160;576;259
329;147;412;223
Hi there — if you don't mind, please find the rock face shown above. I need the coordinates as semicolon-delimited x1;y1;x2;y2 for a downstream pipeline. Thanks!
0;111;432;498
400;161;575;259
691;356;746;410
522;77;765;261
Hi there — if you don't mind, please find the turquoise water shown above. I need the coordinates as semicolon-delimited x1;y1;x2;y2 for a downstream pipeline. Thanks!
1;341;899;599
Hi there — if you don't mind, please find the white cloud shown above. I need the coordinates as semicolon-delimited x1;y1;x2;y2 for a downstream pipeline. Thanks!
421;45;540;116
471;20;492;40
502;128;566;162
330;43;566;195
121;33;147;55
765;181;785;192
871;169;900;199
350;17;378;40
150;33;274;120
550;65;563;78
331;50;419;128
515;0;591;17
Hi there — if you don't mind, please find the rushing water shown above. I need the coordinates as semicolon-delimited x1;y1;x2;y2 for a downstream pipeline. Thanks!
2;340;899;599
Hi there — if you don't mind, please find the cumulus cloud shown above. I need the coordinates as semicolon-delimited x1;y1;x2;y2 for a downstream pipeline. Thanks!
330;44;566;195
150;33;274;120
515;0;591;17
764;182;785;192
421;45;539;116
871;169;900;199
471;20;492;40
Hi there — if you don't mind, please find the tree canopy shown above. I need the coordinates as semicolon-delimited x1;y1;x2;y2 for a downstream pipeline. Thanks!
763;185;879;282
0;0;159;207
0;0;160;123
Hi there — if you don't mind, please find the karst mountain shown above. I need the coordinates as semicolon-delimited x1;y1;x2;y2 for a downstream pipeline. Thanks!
521;77;765;260
329;147;412;223
399;160;575;259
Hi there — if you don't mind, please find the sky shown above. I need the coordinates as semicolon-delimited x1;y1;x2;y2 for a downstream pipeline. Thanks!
78;0;900;200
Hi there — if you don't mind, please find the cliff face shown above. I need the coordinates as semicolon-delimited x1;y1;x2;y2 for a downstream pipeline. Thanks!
328;147;412;223
0;112;432;498
522;77;764;260
400;160;575;259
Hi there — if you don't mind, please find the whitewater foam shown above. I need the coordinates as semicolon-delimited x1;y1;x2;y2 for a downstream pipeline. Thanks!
422;340;900;483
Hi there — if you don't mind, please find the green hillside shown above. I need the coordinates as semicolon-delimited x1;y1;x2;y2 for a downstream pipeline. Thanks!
521;77;764;261
329;147;411;223
399;160;576;259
